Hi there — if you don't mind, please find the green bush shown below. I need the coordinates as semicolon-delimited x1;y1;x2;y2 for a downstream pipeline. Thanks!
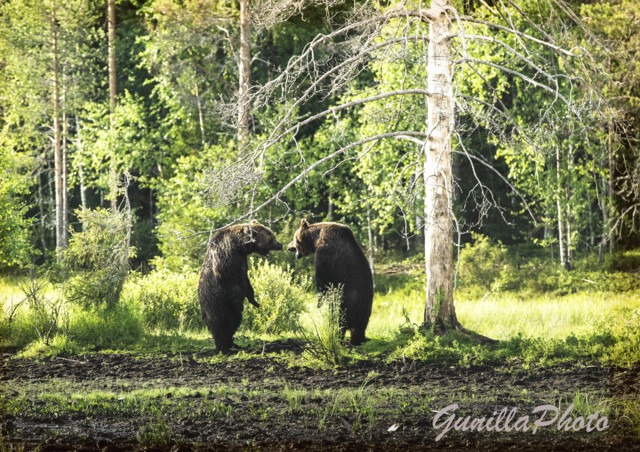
0;276;144;354
63;208;134;309
121;269;201;332
459;233;510;290
242;260;311;334
605;250;640;273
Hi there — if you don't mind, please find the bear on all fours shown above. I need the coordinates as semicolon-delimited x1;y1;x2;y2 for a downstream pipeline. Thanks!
198;220;282;353
287;219;373;345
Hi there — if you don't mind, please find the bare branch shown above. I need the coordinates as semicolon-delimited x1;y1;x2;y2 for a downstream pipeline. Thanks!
257;88;432;159
217;131;429;232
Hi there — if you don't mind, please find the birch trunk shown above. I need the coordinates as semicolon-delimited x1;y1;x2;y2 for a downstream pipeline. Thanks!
62;89;68;249
366;202;375;284
195;78;206;148
556;145;567;269
607;120;615;254
238;0;251;150
76;114;88;232
423;0;457;327
52;4;65;260
37;171;48;250
565;144;573;270
108;0;118;210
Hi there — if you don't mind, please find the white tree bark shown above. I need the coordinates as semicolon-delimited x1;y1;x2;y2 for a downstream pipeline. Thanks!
52;3;65;260
556;145;567;269
108;0;118;211
423;0;457;327
238;0;251;149
76;114;88;232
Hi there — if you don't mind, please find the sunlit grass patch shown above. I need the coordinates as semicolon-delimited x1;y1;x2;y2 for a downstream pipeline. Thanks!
455;292;640;340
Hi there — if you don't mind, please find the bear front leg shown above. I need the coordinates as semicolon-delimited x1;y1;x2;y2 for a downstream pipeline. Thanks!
245;278;260;308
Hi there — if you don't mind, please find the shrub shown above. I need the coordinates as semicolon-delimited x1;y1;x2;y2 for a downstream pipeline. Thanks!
304;285;346;365
64;208;134;309
242;260;311;334
459;233;510;290
604;250;640;273
121;269;201;332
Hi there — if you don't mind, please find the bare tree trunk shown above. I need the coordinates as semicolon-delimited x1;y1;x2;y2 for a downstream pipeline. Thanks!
52;3;65;261
237;0;251;150
62;85;68;248
565;202;572;270
587;189;595;249
556;145;567;269
565;144;573;270
108;0;118;210
607;120;615;254
194;78;206;148
414;159;423;249
37;170;48;251
76;114;88;232
366;201;375;285
423;0;458;328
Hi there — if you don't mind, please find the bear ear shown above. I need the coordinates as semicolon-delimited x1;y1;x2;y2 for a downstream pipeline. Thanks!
242;225;255;242
300;219;309;229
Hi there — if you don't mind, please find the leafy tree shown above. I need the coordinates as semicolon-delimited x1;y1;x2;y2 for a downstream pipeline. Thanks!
0;152;33;268
580;0;640;250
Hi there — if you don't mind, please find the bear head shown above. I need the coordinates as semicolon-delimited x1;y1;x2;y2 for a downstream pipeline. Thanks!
287;219;315;260
243;220;282;257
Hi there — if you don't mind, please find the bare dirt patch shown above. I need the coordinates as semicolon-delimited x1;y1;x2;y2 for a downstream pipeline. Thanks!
1;346;639;451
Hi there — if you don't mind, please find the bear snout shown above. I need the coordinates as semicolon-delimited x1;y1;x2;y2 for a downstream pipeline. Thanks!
287;241;296;253
273;241;283;251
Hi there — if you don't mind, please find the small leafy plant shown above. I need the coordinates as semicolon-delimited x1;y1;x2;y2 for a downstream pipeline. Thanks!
303;285;346;365
242;260;312;334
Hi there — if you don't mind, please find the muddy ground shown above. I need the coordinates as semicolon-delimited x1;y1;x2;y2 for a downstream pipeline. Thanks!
1;341;639;451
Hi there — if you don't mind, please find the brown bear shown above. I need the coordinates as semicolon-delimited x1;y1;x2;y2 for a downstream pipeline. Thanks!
198;220;282;353
287;219;373;345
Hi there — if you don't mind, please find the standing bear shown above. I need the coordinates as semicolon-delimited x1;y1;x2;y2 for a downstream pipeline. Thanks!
287;219;373;345
198;220;282;353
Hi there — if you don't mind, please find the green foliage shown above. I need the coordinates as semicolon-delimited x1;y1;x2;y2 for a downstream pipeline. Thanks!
121;269;201;332
604;250;640;273
0;151;33;268
390;323;634;368
458;237;640;296
459;233;510;290
63;208;134;309
242;260;311;334
598;306;640;367
58;303;144;353
0;275;144;354
303;285;346;366
152;144;241;272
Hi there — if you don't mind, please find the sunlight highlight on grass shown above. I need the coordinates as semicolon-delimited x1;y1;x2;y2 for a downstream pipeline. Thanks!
364;288;640;342
456;292;640;340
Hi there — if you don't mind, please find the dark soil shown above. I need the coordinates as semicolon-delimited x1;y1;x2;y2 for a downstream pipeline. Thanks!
1;342;639;451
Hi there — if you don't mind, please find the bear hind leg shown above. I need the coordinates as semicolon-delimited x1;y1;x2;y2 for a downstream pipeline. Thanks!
349;328;368;346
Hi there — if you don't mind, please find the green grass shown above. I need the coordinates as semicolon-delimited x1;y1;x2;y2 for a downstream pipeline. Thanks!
456;292;640;340
2;265;640;367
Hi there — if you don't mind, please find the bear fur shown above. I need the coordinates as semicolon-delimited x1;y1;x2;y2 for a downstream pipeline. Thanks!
198;220;282;353
287;219;373;345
